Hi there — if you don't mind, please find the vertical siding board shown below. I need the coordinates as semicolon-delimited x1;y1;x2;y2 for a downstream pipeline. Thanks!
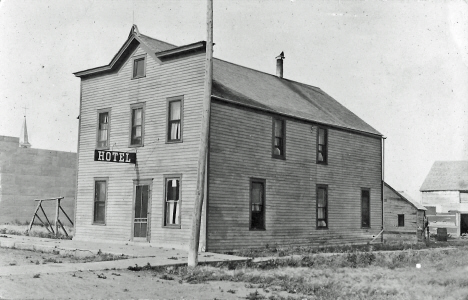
75;45;206;248
207;101;382;251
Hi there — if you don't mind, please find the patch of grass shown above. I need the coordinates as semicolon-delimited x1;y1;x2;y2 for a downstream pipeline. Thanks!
128;263;152;271
229;240;468;258
42;257;62;264
246;290;265;300
142;247;468;299
0;224;74;240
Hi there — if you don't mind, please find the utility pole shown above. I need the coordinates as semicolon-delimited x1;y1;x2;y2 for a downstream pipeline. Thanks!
188;0;213;267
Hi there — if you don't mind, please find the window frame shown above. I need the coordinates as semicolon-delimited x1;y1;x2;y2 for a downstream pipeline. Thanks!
166;96;184;143
316;127;328;164
93;177;108;225
361;188;371;228
271;117;286;159
249;178;266;231
132;54;146;79
129;102;145;147
316;184;328;229
398;214;405;227
163;174;182;229
96;108;111;150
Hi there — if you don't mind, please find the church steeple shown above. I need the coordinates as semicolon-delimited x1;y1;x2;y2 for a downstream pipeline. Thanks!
19;108;31;148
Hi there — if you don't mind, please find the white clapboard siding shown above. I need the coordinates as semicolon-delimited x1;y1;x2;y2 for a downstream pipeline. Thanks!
207;100;382;251
75;45;206;249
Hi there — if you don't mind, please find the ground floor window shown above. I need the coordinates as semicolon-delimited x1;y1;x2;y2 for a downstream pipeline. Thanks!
316;185;328;229
361;188;370;228
398;214;405;227
164;175;181;228
250;178;266;230
93;179;107;224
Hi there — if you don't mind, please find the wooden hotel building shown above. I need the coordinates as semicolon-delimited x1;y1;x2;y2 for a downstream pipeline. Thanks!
73;26;384;251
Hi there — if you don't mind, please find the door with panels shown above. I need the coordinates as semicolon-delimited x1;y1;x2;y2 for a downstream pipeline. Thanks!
133;179;152;241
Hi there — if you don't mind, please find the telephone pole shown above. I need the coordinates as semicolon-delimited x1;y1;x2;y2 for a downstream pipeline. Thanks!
188;0;213;267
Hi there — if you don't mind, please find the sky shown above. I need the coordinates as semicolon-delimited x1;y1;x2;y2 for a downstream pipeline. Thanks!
0;0;467;201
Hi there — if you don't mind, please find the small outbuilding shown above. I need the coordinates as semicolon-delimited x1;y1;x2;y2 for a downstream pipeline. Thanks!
420;161;468;237
384;182;426;242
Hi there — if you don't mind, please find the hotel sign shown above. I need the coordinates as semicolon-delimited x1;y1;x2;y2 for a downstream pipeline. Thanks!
94;150;136;164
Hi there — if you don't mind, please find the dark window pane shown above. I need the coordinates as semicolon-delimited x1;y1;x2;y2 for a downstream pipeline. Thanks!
361;190;370;227
96;181;106;202
134;185;142;218
134;58;145;78
131;108;143;145
319;128;325;145
250;181;265;229
398;214;405;227
169;101;181;120
317;128;327;163
98;112;109;147
273;119;284;157
168;101;181;141
141;185;149;218
94;202;105;223
167;179;179;201
94;181;106;223
317;187;327;228
274;119;283;137
165;179;180;226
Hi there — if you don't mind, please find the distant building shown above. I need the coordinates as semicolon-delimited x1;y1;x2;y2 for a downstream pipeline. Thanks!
73;25;384;251
383;182;426;242
420;161;468;236
0;116;76;224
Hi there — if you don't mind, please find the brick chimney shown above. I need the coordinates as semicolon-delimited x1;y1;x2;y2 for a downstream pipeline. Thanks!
276;51;285;78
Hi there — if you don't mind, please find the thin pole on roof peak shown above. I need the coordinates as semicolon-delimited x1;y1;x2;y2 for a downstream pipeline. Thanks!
188;0;213;268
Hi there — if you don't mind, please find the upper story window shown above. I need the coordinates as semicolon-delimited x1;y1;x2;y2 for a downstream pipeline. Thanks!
361;189;370;228
317;127;328;164
96;109;110;149
167;97;183;142
272;118;285;159
130;103;145;147
316;185;328;229
132;55;146;79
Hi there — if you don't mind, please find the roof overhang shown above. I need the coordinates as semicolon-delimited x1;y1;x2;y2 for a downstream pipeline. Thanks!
211;94;383;139
73;32;206;78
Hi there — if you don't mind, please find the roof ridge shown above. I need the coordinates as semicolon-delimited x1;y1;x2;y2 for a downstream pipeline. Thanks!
213;58;322;91
139;33;178;48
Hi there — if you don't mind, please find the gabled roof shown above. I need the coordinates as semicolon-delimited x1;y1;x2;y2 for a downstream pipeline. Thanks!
138;33;176;52
384;182;426;211
74;26;382;137
212;59;381;136
420;161;468;192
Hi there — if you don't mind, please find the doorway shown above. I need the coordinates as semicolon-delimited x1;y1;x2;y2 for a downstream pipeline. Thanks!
461;214;468;236
133;181;151;241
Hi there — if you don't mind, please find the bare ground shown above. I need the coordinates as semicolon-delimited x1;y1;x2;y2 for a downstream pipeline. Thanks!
0;269;286;300
1;244;468;299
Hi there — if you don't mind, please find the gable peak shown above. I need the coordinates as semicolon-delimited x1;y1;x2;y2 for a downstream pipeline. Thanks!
129;24;140;38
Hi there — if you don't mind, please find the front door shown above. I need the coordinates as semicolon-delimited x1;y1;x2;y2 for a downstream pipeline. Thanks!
133;183;150;241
